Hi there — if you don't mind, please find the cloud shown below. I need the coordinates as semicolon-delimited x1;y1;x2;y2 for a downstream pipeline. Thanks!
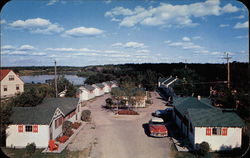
164;40;171;44
192;36;201;40
18;45;36;51
47;0;59;6
111;42;147;49
136;49;150;53
45;47;98;52
0;19;6;24
234;15;244;19
105;0;239;27
9;18;64;34
1;45;15;51
182;37;191;41
234;21;249;29
62;27;104;37
235;35;248;39
104;0;112;4
219;24;229;27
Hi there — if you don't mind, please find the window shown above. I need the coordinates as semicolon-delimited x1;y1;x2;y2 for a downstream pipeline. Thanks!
3;85;7;91
222;128;228;136
212;127;221;135
190;123;193;134
16;84;20;90
9;75;14;81
25;125;33;132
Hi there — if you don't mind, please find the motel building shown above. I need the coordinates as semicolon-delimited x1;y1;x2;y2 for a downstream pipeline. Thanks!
6;98;81;148
172;97;245;151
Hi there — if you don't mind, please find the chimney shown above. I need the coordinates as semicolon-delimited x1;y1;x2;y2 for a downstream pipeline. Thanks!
197;95;201;100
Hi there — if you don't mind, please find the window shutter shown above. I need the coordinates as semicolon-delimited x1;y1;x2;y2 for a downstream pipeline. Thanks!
18;125;23;132
33;125;38;133
222;128;228;136
206;128;211;136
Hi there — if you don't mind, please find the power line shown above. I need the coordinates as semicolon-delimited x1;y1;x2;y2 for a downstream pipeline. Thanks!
222;52;232;89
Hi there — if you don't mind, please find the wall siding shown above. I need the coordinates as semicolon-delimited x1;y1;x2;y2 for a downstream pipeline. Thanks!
194;127;242;151
6;125;49;148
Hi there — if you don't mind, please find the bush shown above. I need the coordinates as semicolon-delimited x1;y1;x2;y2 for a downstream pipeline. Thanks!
197;141;210;156
146;99;152;104
62;121;72;135
25;142;36;156
64;129;74;137
118;110;139;115
81;110;91;122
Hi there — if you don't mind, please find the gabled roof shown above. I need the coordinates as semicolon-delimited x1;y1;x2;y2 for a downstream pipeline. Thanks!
173;97;245;127
158;76;178;86
10;98;79;125
0;69;12;81
80;85;95;92
94;83;105;88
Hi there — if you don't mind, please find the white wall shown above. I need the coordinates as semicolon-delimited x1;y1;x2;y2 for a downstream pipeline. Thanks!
194;127;242;151
102;83;111;93
1;71;24;98
6;125;49;148
79;90;89;101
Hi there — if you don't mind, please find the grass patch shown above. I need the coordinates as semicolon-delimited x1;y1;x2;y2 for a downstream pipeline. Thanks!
1;147;90;158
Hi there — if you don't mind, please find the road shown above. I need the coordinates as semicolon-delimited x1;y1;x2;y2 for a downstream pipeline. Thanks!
86;92;172;158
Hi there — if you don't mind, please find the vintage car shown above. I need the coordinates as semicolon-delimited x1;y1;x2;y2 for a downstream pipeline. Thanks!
149;117;168;137
152;108;173;117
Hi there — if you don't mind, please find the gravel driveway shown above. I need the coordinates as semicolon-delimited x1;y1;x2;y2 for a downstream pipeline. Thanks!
69;91;173;158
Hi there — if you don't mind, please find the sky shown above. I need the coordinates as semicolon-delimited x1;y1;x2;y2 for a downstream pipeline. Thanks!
0;0;249;66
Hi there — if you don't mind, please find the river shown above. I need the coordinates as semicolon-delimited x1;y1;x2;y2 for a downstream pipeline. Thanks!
20;75;86;85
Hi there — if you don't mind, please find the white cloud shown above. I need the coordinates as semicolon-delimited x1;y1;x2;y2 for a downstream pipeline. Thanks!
9;18;64;34
192;36;201;40
234;21;249;29
63;27;104;37
47;0;59;6
0;19;6;24
1;45;15;51
221;3;239;13
18;45;36;51
234;15;244;19
235;35;248;39
219;24;229;27
104;0;112;4
105;0;239;27
182;37;191;41
45;47;98;52
111;42;147;49
164;40;171;44
136;49;150;53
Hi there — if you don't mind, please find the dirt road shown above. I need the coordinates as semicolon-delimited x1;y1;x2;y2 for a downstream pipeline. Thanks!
86;92;172;158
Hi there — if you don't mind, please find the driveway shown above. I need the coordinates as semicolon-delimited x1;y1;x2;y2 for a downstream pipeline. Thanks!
83;91;173;158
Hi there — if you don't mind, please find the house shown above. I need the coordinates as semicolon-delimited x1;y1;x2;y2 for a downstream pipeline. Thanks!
92;83;105;96
172;97;245;151
76;85;95;101
158;76;178;101
0;69;24;98
6;98;81;148
102;82;111;93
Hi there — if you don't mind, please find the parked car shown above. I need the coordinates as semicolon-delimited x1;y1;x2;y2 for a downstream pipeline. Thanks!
148;117;168;137
152;108;173;117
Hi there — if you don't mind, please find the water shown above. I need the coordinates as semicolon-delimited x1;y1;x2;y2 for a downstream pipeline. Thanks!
20;75;85;85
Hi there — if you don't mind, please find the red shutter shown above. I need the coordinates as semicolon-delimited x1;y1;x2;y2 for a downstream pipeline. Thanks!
18;125;23;132
206;128;211;136
222;128;228;136
33;125;38;133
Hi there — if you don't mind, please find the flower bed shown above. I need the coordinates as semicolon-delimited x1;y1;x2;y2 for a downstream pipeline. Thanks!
57;135;69;143
71;122;82;129
117;110;139;115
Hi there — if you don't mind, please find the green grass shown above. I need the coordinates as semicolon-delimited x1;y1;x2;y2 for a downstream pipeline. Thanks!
1;147;90;158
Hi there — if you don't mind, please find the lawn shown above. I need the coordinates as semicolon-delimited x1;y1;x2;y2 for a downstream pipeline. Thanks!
1;147;90;158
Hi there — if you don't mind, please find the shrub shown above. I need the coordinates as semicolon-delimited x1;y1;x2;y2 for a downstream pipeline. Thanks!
81;110;91;122
197;141;210;156
71;122;81;129
64;129;74;137
25;142;36;156
146;99;152;104
62;121;72;134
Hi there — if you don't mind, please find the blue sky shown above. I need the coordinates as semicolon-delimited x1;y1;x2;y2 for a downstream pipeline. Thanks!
1;0;249;66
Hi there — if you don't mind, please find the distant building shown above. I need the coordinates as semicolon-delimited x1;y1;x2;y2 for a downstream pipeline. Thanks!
0;69;24;98
158;76;178;101
77;85;95;101
102;82;111;93
6;98;81;148
92;83;105;96
172;97;245;151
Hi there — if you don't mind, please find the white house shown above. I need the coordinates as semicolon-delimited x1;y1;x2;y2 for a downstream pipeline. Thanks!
6;98;81;148
158;76;178;88
92;83;105;96
102;82;111;93
77;85;95;102
0;69;24;98
172;97;245;151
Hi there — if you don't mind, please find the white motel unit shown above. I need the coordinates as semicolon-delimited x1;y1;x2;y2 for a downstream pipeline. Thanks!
77;85;95;102
102;82;111;93
6;98;81;148
92;83;105;96
172;97;245;151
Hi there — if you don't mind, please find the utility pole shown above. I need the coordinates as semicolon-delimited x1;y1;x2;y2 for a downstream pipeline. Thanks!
54;60;58;98
222;52;231;89
184;59;187;69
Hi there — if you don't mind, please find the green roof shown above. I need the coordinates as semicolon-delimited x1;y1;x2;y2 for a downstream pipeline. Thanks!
10;98;79;125
174;97;245;127
94;83;105;88
188;108;245;127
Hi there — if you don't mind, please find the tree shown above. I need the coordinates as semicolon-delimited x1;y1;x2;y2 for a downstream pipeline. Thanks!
51;75;76;97
0;103;12;146
105;98;113;108
197;141;210;156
